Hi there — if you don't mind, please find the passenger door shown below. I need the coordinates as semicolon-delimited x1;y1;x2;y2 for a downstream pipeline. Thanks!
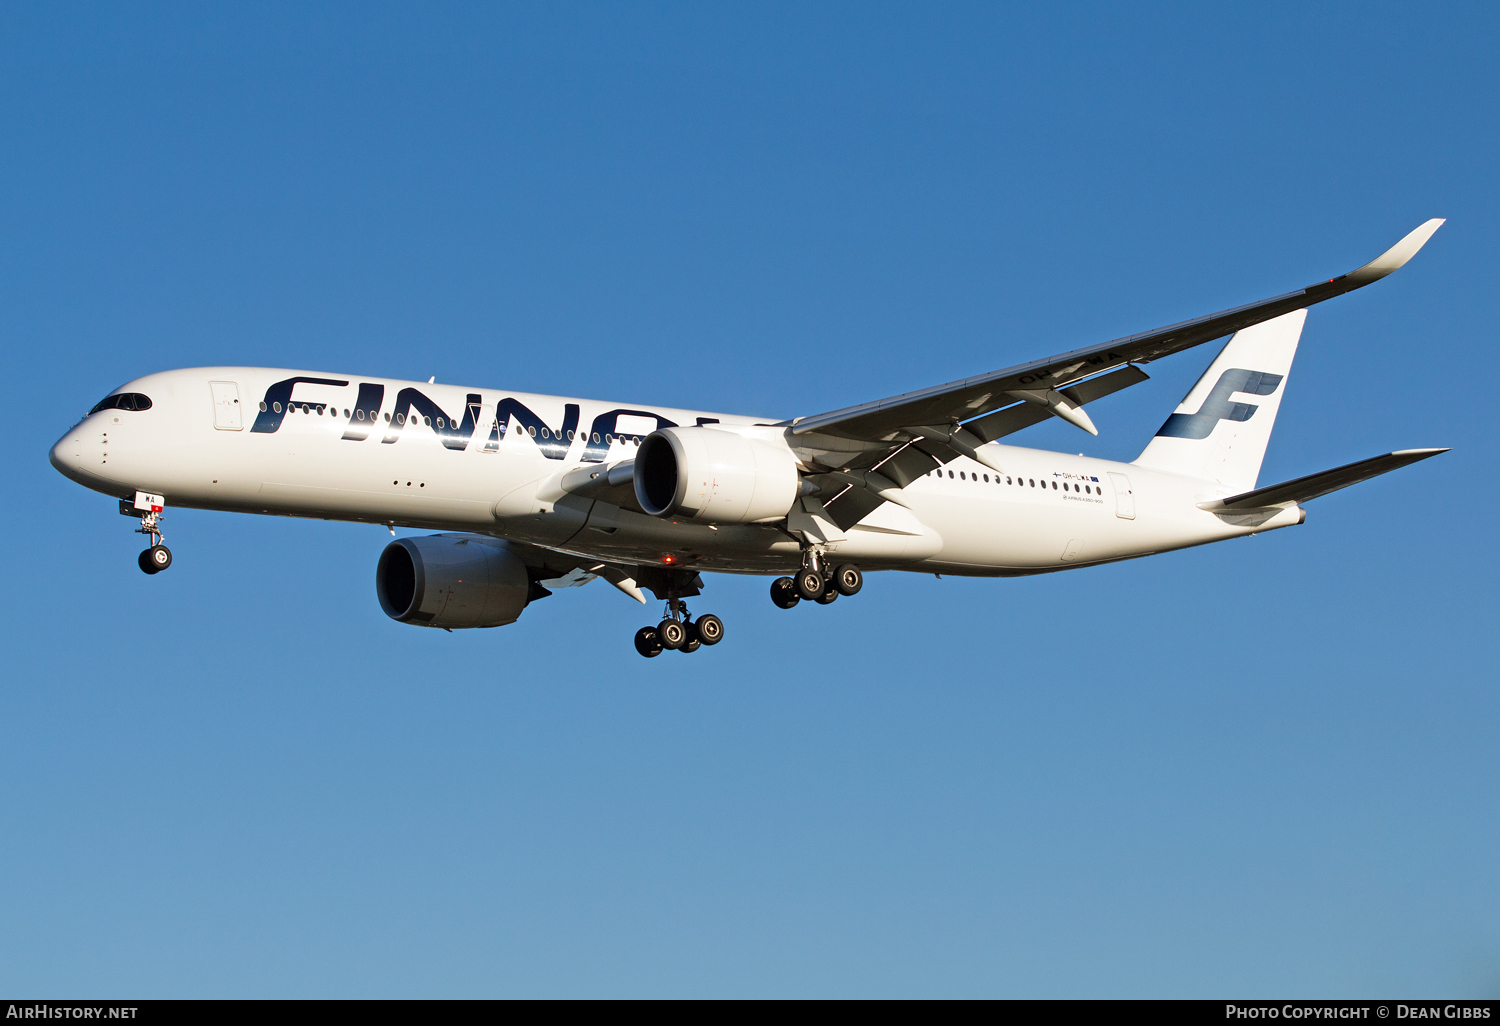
210;381;243;430
1108;472;1135;520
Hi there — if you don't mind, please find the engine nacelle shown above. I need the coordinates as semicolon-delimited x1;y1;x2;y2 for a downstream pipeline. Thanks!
635;426;799;524
376;534;531;629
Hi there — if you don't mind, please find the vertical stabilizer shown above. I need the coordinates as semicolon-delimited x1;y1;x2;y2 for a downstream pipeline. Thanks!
1132;309;1304;491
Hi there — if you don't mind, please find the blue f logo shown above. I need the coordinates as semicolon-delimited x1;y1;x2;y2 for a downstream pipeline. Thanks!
1156;368;1283;440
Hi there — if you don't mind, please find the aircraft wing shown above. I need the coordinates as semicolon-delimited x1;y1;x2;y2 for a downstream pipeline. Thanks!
790;220;1444;446
782;220;1444;531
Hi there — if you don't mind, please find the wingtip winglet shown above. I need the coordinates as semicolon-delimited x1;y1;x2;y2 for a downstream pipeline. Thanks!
1347;218;1445;284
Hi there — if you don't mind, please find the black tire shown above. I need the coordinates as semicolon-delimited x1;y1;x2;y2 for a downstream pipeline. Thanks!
833;563;862;596
771;577;800;609
816;582;839;604
138;549;160;575
634;626;663;658
695;614;725;645
148;545;172;572
657;619;687;650
679;633;701;653
794;569;824;601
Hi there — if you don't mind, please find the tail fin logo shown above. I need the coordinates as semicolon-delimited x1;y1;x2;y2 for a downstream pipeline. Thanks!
1156;368;1283;440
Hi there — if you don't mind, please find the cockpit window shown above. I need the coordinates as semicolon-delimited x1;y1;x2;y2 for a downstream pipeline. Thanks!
90;393;153;414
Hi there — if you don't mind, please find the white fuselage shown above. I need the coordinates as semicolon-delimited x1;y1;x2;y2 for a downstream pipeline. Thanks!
49;367;1301;578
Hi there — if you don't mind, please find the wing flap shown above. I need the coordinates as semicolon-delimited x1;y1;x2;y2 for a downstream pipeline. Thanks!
966;364;1151;443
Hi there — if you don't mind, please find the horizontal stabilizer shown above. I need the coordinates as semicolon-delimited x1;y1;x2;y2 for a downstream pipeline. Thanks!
1198;448;1449;513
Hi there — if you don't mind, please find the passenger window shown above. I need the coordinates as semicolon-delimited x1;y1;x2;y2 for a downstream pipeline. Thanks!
1029;479;1034;487
424;416;432;427
540;427;548;438
959;472;965;480
528;425;536;436
592;433;601;443
948;470;954;478
1051;481;1057;490
983;475;989;483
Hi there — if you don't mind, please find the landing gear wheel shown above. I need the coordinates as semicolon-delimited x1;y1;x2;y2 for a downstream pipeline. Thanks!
139;545;171;575
833;564;862;596
657;619;688;650
816;581;839;604
771;577;801;609
676;619;701;653
794;569;825;602
634;626;663;658
695;614;725;645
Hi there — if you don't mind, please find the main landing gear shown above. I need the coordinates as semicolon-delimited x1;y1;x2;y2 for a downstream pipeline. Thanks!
634;594;726;658
771;554;862;610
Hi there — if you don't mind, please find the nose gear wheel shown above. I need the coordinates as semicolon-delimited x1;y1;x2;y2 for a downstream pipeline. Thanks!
139;545;172;575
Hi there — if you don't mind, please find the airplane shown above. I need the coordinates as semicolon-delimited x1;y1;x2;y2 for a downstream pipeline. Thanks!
50;220;1449;657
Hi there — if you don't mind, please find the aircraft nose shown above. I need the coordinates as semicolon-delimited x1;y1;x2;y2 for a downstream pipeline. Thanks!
50;426;92;485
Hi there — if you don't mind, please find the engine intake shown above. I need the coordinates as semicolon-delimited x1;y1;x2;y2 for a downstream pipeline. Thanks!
634;426;799;524
376;534;531;629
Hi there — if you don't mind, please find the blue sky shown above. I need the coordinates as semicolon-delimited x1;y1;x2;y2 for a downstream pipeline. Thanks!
3;2;1497;997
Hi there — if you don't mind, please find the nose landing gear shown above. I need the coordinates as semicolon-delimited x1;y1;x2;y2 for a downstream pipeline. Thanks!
122;492;172;575
634;595;725;658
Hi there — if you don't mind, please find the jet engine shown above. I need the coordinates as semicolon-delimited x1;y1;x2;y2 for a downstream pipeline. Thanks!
376;534;531;629
634;426;799;524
